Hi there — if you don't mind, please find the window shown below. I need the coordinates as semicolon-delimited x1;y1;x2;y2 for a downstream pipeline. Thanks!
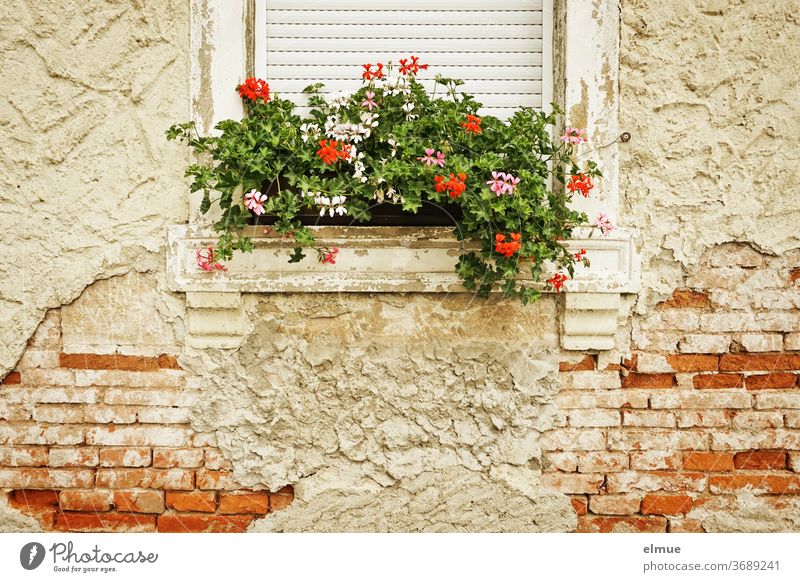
254;0;553;119
178;0;636;320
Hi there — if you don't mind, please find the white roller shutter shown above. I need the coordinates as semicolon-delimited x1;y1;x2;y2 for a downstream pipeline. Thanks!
255;0;552;119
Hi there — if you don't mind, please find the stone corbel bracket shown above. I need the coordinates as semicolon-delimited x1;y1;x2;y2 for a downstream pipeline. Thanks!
167;225;640;350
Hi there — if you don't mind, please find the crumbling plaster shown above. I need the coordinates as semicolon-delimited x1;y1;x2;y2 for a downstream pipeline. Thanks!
619;0;800;309
0;0;189;377
183;293;576;532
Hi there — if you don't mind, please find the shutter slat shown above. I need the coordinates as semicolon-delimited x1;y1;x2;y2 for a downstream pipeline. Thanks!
266;0;543;9
267;24;543;39
265;51;542;66
266;9;543;25
266;65;542;80
272;79;542;94
277;93;542;110
267;37;542;53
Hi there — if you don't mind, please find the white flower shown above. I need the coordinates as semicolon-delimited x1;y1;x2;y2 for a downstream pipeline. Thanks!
360;111;379;129
383;76;410;96
402;101;417;120
299;122;319;143
387;138;398;157
325;90;355;110
373;187;403;204
325;119;372;143
306;191;348;217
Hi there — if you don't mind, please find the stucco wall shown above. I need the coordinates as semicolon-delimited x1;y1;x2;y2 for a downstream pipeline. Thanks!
1;0;800;532
620;0;800;308
0;0;189;377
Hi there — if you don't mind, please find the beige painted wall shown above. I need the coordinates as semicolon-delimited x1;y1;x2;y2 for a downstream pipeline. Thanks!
620;0;800;308
0;0;189;376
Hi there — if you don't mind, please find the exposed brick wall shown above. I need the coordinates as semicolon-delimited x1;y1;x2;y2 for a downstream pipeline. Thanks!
3;244;799;532
545;245;800;532
0;310;292;532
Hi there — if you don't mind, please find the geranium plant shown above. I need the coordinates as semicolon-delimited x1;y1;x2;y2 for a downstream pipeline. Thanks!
167;56;608;303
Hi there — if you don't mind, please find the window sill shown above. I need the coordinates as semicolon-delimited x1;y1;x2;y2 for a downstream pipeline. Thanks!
167;224;640;350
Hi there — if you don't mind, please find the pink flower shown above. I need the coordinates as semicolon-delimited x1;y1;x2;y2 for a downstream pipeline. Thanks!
486;171;520;195
196;246;226;272
502;173;520;194
486;171;507;195
561;127;588;145
418;148;445;167
361;91;378;111
244;189;267;216
592;212;616;236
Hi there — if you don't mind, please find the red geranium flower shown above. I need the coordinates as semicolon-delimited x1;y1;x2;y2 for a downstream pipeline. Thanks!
434;172;467;199
399;55;429;76
567;174;594;197
237;78;270;103
316;140;351;165
574;248;587;261
318;246;340;265
494;233;522;258
547;273;569;292
460;114;482;135
362;63;384;80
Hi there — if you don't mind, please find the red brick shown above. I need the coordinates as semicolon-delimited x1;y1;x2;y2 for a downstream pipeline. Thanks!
666;354;719;372
157;514;254;533
0;468;94;489
540;472;604;494
56;512;156;532
621;373;676;389
59;353;164;371
99;447;151;467
630;452;682;471
668;519;705;533
709;475;800;494
682;452;734;471
570;496;588;516
733;450;787;470
95;468;193;490
196;469;239;490
219;492;269;515
1;371;21;385
166;491;216;513
10;489;59;507
559;356;595;372
745;373;797;390
152;448;204;468
0;446;48;467
577;516;667;533
48;447;99;467
576;452;627;473
693;374;743;389
657;289;710;309
719;354;800;372
157;354;182;369
114;490;165;514
588;495;641;515
269;485;293;511
59;490;113;512
642;494;693;515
